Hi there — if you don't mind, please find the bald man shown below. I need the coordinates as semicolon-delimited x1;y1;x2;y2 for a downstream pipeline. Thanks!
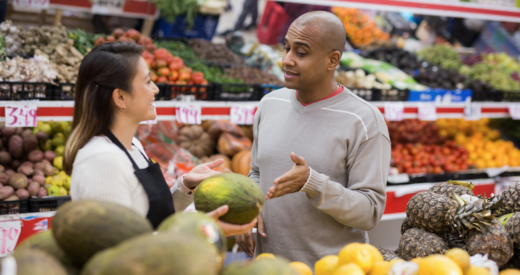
236;11;390;268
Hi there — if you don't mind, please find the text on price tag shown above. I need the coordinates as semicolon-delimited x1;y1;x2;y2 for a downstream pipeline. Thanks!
464;104;481;121
176;105;201;125
384;102;404;121
13;0;49;9
230;106;256;125
417;103;437;121
0;221;21;256
5;105;37;127
509;104;520;120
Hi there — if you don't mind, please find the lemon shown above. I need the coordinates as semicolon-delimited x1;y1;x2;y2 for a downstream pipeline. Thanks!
45;176;52;184
50;175;63;187
289;262;312;275
332;263;364;275
364;243;384;262
53;156;63;170
411;257;423;265
500;269;520;275
465;266;491;275
315;255;339;275
445;248;470;272
369;261;392;275
63;176;71;191
338;243;374;273
60;187;68;196
419;255;462;275
255;253;276;260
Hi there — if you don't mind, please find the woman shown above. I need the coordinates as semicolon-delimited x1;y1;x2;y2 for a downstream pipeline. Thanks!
63;42;254;236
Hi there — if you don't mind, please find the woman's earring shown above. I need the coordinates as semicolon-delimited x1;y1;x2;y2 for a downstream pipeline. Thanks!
121;107;125;112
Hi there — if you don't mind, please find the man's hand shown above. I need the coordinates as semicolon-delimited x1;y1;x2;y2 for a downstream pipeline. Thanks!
235;214;266;256
265;152;310;200
184;159;224;189
207;205;257;237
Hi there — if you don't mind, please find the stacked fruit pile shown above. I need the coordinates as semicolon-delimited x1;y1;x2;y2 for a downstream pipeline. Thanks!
332;7;390;48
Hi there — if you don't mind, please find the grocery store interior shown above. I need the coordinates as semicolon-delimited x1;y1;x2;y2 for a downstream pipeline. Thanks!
2;0;520;274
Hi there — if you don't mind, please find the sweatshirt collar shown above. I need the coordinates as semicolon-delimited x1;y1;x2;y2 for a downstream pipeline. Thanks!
290;84;350;115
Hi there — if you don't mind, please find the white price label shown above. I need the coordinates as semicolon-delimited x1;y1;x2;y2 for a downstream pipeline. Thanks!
417;103;437;121
139;104;157;125
384;102;404;121
464;104;481;121
5;105;37;127
176;105;201;125
509;104;520;120
91;0;125;15
13;0;49;9
0;221;21;256
230;106;256;125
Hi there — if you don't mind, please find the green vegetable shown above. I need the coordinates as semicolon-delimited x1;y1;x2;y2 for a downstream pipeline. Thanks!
0;31;5;61
186;61;243;84
153;0;203;28
418;45;462;71
67;29;102;55
154;40;198;61
461;62;519;91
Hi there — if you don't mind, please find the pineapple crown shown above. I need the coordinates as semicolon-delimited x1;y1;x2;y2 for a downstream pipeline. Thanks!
448;191;498;237
447;180;475;191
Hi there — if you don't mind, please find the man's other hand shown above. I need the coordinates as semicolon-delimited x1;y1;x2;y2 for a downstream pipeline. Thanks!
266;152;310;200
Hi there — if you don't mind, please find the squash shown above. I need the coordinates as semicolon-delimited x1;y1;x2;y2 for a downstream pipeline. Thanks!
240;126;253;142
203;120;244;141
217;132;252;157
177;126;214;158
231;150;251;176
199;154;232;172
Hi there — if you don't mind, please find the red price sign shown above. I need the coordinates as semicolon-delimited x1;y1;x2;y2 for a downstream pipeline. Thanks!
509;104;520;120
175;105;201;125
0;221;21;256
230;106;256;125
5;105;37;127
384;102;404;121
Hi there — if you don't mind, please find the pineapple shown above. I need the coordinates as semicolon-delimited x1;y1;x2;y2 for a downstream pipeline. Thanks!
398;228;448;261
429;181;474;198
401;217;413;235
466;223;514;268
377;247;402;261
505;213;520;248
441;232;466;249
497;183;520;215
501;248;520;270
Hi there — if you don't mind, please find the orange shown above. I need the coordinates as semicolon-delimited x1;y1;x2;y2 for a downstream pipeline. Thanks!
369;261;392;275
315;255;339;275
475;159;486;169
418;255;462;275
289;262;312;275
445;248;470;272
333;263;364;275
338;243;374;273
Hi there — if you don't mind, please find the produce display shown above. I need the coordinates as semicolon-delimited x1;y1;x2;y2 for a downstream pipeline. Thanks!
418;45;463;71
332;7;390;48
336;69;392;90
189;39;245;65
0;20;69;56
460;62;520;92
222;66;283;86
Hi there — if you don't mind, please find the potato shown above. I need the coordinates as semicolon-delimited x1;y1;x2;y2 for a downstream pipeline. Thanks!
34;162;44;171
5;169;14;178
37;187;47;198
33;169;44;177
0;186;14;200
27;181;39;197
32;175;45;186
17;165;33;177
43;164;55;177
14;127;23;136
0;152;11;166
21;161;33;168
8;173;28;189
1;128;15;138
0;165;4;173
11;159;21;170
44;150;56;162
15;189;29;200
41;159;51;166
28;150;44;162
0;172;9;185
8;135;23;159
21;129;32;138
35;131;48;141
22;134;38;153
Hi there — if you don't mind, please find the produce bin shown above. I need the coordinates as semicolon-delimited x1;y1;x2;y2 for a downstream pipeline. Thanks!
0;82;54;100
29;196;71;213
502;91;520;102
375;88;410;101
471;90;504;102
0;200;28;215
52;83;75;100
161;83;212;100
210;83;261;101
156;14;220;41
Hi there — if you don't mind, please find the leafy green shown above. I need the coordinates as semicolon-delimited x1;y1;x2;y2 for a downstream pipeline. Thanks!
154;40;198;61
153;0;202;28
187;61;243;84
67;29;102;55
0;31;5;61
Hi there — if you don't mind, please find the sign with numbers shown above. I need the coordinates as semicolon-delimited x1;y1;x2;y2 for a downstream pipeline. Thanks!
91;0;125;15
13;0;49;9
175;104;201;125
5;105;37;127
464;103;481;121
230;106;256;125
417;103;437;121
509;104;520;120
0;221;21;256
384;102;404;121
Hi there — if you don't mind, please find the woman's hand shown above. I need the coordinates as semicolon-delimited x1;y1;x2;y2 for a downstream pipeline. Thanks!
184;159;224;189
207;205;257;237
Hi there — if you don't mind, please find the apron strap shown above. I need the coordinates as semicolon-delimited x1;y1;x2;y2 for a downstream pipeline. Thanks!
131;143;153;164
104;130;141;171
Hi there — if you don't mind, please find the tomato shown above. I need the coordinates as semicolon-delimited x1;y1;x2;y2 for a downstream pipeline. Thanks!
405;168;414;174
403;161;412;169
169;71;179;81
157;67;170;77
192;72;204;84
154;48;169;60
149;71;158;82
433;166;443;174
179;72;192;81
175;80;189;92
200;80;208;92
401;148;409;156
444;163;455;173
169;60;183;71
145;58;153;69
142;51;155;60
180;67;192;74
154;59;168;70
442;147;451;155
156;76;168;83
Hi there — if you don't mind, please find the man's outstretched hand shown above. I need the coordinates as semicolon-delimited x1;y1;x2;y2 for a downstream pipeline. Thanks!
265;152;310;200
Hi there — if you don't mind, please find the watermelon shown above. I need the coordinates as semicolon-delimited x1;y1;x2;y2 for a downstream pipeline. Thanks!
220;258;297;275
82;232;220;275
194;173;264;224
16;230;80;275
157;211;226;266
52;200;153;266
10;249;68;275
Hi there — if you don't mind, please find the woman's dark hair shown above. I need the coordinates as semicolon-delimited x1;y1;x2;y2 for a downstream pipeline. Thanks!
63;42;144;175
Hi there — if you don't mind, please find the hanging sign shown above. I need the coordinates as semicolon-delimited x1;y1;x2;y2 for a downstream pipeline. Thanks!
13;0;49;9
176;104;201;125
5;105;37;127
230;106;256;125
384;102;404;121
91;0;125;15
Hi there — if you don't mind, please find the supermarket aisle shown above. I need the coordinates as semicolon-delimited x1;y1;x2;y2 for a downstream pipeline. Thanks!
213;0;267;43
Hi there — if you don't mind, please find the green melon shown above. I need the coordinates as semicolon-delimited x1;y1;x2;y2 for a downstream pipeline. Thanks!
52;200;153;266
16;230;80;275
157;211;226;265
9;248;68;275
82;232;220;275
219;261;248;275
194;173;264;224
219;258;297;275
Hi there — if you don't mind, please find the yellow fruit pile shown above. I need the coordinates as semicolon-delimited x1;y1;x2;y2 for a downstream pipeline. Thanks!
256;245;520;275
45;171;71;196
437;118;500;141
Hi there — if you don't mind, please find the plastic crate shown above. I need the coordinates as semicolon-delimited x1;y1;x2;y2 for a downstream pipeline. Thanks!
0;82;54;100
502;91;520;102
472;90;504;102
474;21;520;58
376;88;410;101
52;83;75;100
29;196;71;213
157;14;220;41
0;199;28;215
210;83;261;101
161;83;212;100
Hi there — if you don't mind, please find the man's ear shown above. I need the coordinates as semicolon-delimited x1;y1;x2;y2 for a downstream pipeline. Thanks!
327;50;341;71
112;88;126;110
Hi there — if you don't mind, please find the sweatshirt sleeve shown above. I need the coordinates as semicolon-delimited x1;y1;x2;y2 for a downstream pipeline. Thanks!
301;133;390;231
170;176;194;212
248;105;261;185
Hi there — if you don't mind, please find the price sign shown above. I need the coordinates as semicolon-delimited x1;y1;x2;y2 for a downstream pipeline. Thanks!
417;103;437;121
139;104;157;125
91;0;125;15
13;0;49;9
230;106;256;125
175;104;201;125
5;105;37;127
464;103;481;121
0;221;21;256
509;104;520;120
384;102;404;121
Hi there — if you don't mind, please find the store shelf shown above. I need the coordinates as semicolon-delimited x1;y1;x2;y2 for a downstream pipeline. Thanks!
0;101;514;121
277;0;520;23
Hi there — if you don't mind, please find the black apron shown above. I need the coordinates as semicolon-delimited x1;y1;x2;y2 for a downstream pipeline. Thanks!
104;130;175;228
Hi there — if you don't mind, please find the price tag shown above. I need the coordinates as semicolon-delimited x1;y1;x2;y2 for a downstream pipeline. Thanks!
0;221;21;256
175;104;201;125
13;0;49;9
417;103;437;121
230;106;256;125
139;104;157;125
509;104;520;120
91;0;125;15
384;102;404;121
5;105;37;127
464;103;481;121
